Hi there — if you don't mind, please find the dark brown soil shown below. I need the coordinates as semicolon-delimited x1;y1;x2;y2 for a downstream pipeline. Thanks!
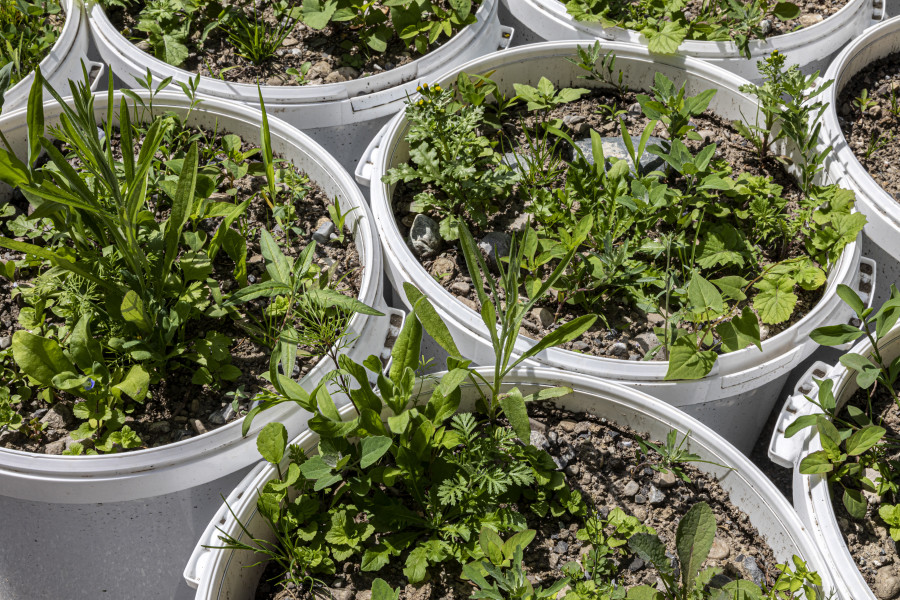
0;127;363;454
253;403;782;600
837;51;900;203
678;0;845;37
832;383;900;598
393;89;824;362
106;0;480;86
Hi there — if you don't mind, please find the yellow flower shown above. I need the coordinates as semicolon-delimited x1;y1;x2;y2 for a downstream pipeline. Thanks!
434;85;441;92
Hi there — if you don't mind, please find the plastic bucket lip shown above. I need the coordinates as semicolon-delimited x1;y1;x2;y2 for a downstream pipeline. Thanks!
186;365;835;598
821;17;900;257
0;90;392;501
783;325;900;600
525;0;875;55
87;0;497;106
368;40;861;385
1;0;88;114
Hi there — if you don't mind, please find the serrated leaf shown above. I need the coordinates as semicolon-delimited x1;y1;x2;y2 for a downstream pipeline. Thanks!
716;306;761;353
403;546;429;583
753;278;797;324
665;336;717;380
644;21;687;54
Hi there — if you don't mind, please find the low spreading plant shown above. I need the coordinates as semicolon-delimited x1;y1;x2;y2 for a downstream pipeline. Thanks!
384;47;863;381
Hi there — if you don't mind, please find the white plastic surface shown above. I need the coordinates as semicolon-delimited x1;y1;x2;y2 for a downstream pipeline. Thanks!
88;0;508;171
0;0;93;115
774;324;900;600
0;90;399;599
500;0;881;83
821;17;900;268
365;41;868;454
186;366;835;599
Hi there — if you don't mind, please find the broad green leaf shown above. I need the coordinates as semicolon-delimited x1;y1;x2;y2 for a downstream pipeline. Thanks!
499;387;531;442
112;365;150;402
628;533;670;574
810;324;864;346
772;1;800;19
836;284;865;317
626;586;665;600
404;282;461;358
687;272;724;315
260;229;292;284
753;278;797;324
390;311;422;384
715;306;761;353
257;422;288;464
11;330;76;386
644;21;687;54
403;546;429;583
711;276;748;302
479;527;504;564
306;288;383;316
676;502;716;590
371;579;400;600
121;290;153;333
665;337;717;380
69;315;103;372
164;142;198;275
799;450;834;474
360;435;392;468
361;548;392;572
299;454;333;479
845;426;885;456
784;414;821;438
840;353;880;389
300;0;338;29
843;487;867;519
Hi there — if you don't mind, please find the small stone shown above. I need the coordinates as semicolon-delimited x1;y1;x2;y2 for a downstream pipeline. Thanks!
547;431;558;445
634;332;659;354
759;18;773;35
329;589;354;600
623;480;640;497
574;421;591;434
646;313;666;327
449;281;471;295
459;297;479;311
628;102;642;115
530;418;547;433
530;430;549;449
570;341;589;351
742;556;764;586
628;556;645;571
429;257;456;280
875;568;900;599
190;418;208;435
282;37;299;47
478;232;511;271
709;538;730;560
308;60;332;79
325;71;347;84
410;214;443;258
40;404;72;429
697;129;716;144
657;470;678;489
554;541;569;554
190;399;201;415
313;220;336;244
634;493;647;504
208;404;236;426
44;439;66;455
0;336;10;349
291;48;302;55
335;66;359;80
610;342;628;356
135;40;152;53
532;307;554;328
355;592;372;600
149;421;171;435
707;574;733;590
31;408;48;421
265;77;283;86
647;485;665;505
559;420;577;432
798;13;824;27
171;429;193;442
564;464;580;478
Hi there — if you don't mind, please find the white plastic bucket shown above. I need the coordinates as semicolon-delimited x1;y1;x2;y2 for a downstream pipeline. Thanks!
820;17;900;308
498;0;881;82
0;91;402;600
0;0;102;116
767;325;900;600
356;41;872;455
87;0;513;172
184;365;836;599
